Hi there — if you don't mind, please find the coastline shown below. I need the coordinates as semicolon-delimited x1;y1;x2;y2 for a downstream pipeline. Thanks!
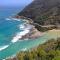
6;29;60;60
4;16;45;60
11;15;33;24
5;16;60;60
10;15;45;41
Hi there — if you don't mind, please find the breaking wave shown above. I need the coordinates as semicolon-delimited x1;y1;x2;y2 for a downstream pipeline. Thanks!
21;48;27;51
6;18;21;21
19;23;34;30
0;45;9;51
11;22;34;43
6;18;11;21
11;30;30;43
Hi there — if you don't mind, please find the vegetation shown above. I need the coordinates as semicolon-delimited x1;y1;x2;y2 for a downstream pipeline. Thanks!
34;24;57;32
7;38;60;60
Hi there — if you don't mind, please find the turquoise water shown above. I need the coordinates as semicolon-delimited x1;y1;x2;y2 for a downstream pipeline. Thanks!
0;30;60;59
0;6;60;60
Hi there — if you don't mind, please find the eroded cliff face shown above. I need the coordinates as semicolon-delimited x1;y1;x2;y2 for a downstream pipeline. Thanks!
18;0;60;25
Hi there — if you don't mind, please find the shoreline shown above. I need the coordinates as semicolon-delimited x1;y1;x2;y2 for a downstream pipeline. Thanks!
6;29;60;60
10;15;45;42
4;16;45;60
11;15;33;24
5;16;60;60
5;29;60;60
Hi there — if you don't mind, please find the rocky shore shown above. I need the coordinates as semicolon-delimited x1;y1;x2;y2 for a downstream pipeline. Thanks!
21;28;44;40
11;15;44;40
12;15;33;24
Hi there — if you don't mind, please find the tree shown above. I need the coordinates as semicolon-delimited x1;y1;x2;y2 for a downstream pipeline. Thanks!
37;48;47;60
47;50;56;60
17;52;25;60
52;56;60;60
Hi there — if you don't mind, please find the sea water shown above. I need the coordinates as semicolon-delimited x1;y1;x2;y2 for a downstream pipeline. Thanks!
0;7;31;59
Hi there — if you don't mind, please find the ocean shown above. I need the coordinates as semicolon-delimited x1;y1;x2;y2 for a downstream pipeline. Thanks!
0;4;60;60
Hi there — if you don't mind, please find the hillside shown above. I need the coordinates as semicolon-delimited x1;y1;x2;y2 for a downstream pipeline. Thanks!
18;0;60;25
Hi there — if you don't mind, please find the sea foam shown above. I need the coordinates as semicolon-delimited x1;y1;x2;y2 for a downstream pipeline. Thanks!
21;48;27;51
0;45;9;51
11;19;33;43
6;18;11;20
11;30;30;43
11;18;21;21
19;23;34;30
6;18;21;21
19;24;25;30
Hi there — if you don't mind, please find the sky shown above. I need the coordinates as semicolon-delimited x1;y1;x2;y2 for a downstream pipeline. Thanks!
0;0;33;8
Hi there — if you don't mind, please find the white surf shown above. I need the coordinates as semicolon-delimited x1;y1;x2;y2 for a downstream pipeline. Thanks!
11;30;30;43
0;45;9;51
